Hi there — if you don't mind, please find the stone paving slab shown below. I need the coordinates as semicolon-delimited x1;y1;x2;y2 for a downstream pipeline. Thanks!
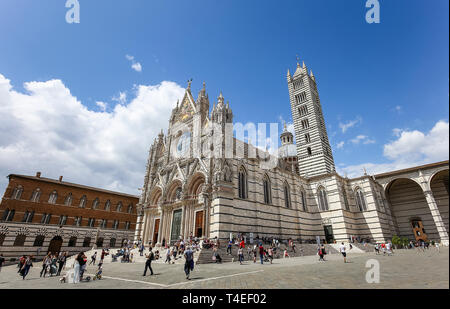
0;248;447;289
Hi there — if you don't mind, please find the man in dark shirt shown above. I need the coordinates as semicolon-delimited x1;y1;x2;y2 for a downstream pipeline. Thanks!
143;248;154;276
184;246;194;280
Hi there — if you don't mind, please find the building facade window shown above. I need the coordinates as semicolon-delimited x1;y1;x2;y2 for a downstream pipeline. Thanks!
100;219;107;229
127;204;133;214
48;191;58;204
105;200;111;211
284;184;291;209
116;202;123;212
58;215;68;226
30;188;41;202
301;190;307;212
79;195;87;208
12;186;23;200
73;216;82;227
342;185;350;211
41;213;52;225
355;188;367;211
125;221;130;230
238;167;248;199
22;210;34;223
2;208;15;222
64;193;73;206
317;187;329;211
92;198;100;210
263;175;272;204
88;218;95;228
113;220;119;230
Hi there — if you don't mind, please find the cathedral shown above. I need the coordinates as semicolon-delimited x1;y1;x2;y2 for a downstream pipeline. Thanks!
135;61;449;246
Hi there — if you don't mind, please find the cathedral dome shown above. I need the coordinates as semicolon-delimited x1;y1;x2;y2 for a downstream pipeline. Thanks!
278;143;297;158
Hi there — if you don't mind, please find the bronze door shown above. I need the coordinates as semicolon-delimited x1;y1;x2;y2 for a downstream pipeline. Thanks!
153;219;160;245
195;211;204;238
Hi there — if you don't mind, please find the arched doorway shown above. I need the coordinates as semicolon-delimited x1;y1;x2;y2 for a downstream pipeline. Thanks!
48;236;63;255
430;169;449;234
386;178;439;241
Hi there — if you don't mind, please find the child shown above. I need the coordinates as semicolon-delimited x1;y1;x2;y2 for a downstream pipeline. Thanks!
284;249;290;258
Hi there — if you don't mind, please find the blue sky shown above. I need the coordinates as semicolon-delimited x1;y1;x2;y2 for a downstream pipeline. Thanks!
0;0;448;194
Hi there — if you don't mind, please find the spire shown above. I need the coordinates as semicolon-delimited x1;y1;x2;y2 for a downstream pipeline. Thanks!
217;92;224;107
187;78;192;91
302;61;306;69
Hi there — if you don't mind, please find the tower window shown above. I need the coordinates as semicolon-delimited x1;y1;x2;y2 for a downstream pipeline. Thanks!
307;147;312;156
293;79;304;89
295;92;307;104
298;104;308;117
305;133;311;144
301;119;310;129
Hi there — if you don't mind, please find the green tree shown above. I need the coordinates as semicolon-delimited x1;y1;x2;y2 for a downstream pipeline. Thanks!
392;235;401;249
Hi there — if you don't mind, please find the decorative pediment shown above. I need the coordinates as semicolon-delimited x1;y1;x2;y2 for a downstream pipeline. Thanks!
68;230;79;238
174;90;197;123
53;229;65;238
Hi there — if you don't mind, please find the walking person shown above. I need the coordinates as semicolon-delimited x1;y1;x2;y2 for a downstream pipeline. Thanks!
436;242;440;253
142;248;154;276
238;247;244;265
268;247;273;264
89;251;97;265
20;255;33;280
40;253;51;277
284;248;290;258
259;244;264;265
57;252;67;276
318;246;325;261
227;240;233;255
339;242;347;263
165;248;171;264
184;246;194;280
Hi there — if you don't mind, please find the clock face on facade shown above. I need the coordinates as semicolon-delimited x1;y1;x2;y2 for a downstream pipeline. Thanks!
175;131;191;158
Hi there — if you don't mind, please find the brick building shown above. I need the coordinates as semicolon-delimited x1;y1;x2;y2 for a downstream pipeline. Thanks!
0;172;139;263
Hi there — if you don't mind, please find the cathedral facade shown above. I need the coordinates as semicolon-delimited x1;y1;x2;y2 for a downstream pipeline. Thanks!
135;61;449;246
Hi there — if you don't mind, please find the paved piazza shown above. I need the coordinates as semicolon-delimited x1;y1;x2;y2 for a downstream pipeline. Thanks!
0;248;448;289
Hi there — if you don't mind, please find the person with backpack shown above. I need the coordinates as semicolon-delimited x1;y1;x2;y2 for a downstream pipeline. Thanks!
20;255;33;280
184;246;194;280
318;246;324;261
142;248;154;276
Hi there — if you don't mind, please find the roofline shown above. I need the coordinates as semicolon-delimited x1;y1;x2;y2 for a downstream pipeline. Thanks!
373;160;449;179
7;174;140;199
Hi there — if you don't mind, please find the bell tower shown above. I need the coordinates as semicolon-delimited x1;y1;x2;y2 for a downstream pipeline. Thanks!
287;59;335;177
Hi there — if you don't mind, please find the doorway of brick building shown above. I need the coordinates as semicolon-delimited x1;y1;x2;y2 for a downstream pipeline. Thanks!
48;236;63;255
195;211;204;238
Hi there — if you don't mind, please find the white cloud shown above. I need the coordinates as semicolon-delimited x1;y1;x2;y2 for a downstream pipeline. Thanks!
131;62;142;72
339;116;362;133
112;91;127;105
337;121;449;178
96;101;107;112
350;135;375;145
126;54;143;72
337;141;345;149
0;73;185;195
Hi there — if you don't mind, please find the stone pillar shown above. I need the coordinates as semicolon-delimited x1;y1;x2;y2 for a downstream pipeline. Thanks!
157;209;163;244
141;210;148;244
424;190;449;246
